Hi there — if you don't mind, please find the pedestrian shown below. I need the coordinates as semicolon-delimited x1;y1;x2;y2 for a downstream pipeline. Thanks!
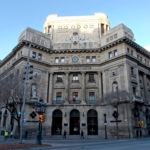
81;130;84;139
63;130;67;139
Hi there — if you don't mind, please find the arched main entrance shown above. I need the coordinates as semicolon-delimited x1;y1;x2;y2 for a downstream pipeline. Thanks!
52;109;62;135
70;109;80;135
87;109;98;135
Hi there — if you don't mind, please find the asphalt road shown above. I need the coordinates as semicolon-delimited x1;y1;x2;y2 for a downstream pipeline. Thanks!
48;138;150;150
1;136;150;150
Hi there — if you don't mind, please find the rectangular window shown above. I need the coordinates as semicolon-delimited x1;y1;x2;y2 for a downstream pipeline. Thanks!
32;51;36;59
101;24;105;34
91;56;96;62
89;73;95;82
133;87;136;96
89;92;95;101
114;50;118;56
131;67;134;75
131;50;133;56
72;74;79;82
86;56;90;63
56;92;62;101
38;53;42;60
55;57;59;63
56;74;63;83
108;52;113;59
60;57;65;63
72;92;78;101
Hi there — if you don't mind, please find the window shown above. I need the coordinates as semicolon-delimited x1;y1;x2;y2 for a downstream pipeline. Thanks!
133;87;136;96
114;50;118;56
108;52;113;59
55;57;59;63
38;53;42;60
131;67;134;76
48;25;51;33
101;24;105;34
72;92;78;101
89;92;95;101
60;57;65;63
72;74;79;82
89;73;95;82
56;74;63;83
56;92;62;101
92;56;96;62
86;56;90;63
32;51;36;59
31;84;37;98
131;50;133;56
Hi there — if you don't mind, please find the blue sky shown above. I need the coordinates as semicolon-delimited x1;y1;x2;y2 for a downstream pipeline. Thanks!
0;0;150;60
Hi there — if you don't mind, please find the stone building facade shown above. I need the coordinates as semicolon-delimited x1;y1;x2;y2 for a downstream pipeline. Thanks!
0;13;150;139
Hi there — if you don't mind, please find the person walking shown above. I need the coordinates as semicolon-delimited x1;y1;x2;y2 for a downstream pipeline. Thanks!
81;130;84;139
63;130;67;139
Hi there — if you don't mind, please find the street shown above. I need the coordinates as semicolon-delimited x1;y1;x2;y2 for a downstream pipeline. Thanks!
46;138;150;150
1;136;150;150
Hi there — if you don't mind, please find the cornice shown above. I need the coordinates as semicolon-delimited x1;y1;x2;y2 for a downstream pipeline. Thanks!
1;37;150;67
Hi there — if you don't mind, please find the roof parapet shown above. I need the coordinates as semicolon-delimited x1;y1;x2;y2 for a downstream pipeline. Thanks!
18;27;51;49
101;24;134;47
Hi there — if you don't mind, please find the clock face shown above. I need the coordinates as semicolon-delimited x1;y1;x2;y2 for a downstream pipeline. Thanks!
72;56;79;63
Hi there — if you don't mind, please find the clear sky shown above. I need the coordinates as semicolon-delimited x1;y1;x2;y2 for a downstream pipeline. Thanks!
0;0;150;60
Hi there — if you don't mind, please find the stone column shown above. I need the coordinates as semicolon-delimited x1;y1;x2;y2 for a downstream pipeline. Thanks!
65;72;69;104
143;74;148;102
98;72;102;103
81;72;86;104
102;71;106;101
136;68;141;98
49;73;54;104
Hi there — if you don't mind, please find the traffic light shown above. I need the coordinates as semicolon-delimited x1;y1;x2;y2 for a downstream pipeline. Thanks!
28;65;33;80
38;114;45;123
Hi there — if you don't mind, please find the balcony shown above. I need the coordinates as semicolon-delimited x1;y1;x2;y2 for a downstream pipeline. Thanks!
86;99;97;105
132;95;143;103
69;99;81;104
52;99;64;105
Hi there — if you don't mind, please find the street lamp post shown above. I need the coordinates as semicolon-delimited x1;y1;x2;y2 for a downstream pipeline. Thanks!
104;113;107;139
34;99;46;145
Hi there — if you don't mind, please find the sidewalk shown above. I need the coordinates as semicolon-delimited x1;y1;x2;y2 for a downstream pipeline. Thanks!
0;136;50;150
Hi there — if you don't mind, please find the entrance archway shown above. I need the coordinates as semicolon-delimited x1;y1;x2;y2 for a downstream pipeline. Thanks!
70;109;80;135
52;109;62;135
87;109;98;135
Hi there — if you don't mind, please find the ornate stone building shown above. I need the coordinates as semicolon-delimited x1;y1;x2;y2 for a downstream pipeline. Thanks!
0;13;150;139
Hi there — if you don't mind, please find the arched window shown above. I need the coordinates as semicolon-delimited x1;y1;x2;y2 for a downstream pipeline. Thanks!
70;109;80;135
52;109;62;135
87;109;98;135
